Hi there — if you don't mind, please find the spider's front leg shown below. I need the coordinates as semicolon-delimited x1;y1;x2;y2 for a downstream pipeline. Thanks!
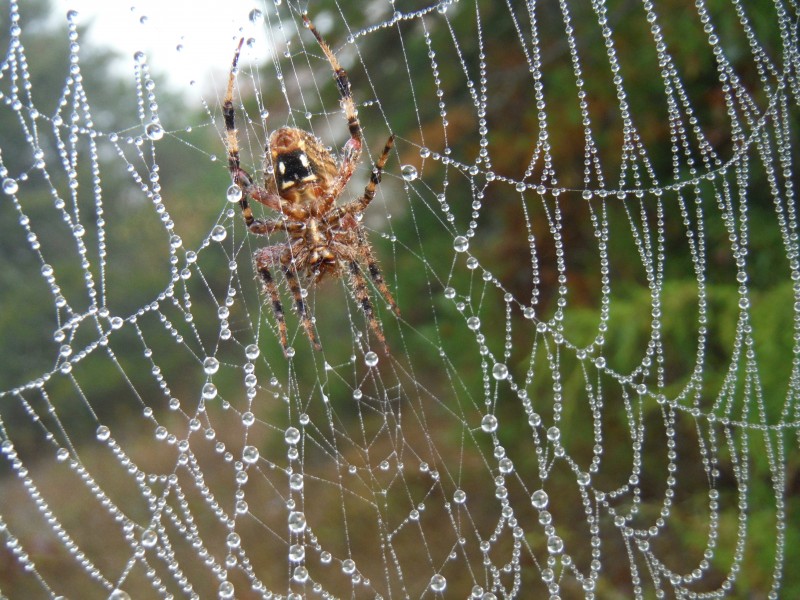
303;15;363;199
223;38;296;232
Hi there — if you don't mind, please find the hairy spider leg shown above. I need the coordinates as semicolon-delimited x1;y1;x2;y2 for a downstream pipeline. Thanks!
283;266;322;351
303;15;363;203
326;134;400;317
358;234;400;316
328;135;395;222
223;38;286;231
255;260;289;352
348;260;389;352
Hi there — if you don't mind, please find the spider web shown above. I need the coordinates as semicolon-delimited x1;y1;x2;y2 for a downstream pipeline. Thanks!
1;0;799;598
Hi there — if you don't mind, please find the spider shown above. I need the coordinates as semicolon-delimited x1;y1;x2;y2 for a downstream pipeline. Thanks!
223;15;399;355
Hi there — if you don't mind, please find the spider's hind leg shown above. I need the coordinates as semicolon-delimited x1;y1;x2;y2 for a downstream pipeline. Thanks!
348;260;390;353
283;267;322;352
357;233;399;317
255;252;289;354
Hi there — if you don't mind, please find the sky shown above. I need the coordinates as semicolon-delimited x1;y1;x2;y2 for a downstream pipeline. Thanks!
52;0;281;95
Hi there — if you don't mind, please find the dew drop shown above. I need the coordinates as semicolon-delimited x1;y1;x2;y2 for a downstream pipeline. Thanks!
285;426;301;445
96;425;111;441
492;363;508;380
547;535;564;554
245;344;260;359
211;225;227;242
531;489;549;509
453;236;469;252
467;316;480;331
2;178;18;195
242;445;259;464
202;382;218;400
203;357;220;375
248;8;263;23
480;414;498;433
320;551;332;564
400;164;418;181
293;566;309;583
289;543;305;562
341;559;356;574
218;581;234;599
145;123;163;140
226;184;242;203
288;511;307;533
108;590;131;600
364;351;379;367
141;529;158;548
430;574;447;592
289;472;304;490
453;489;466;504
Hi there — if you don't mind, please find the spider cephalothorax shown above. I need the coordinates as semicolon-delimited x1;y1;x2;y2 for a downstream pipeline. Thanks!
223;16;399;355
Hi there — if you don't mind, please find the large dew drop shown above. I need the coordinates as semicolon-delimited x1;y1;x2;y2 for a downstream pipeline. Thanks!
400;164;418;181
2;178;18;195
453;236;469;252
203;357;219;375
531;489;549;509
288;511;307;533
242;445;259;464
492;363;509;380
211;225;227;242
145;123;164;140
429;574;447;592
480;414;498;433
226;185;243;203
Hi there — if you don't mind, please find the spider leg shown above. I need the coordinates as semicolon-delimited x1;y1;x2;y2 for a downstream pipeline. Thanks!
358;233;400;316
348;260;390;353
255;251;289;354
328;135;395;222
303;15;363;197
245;217;287;236
223;38;287;228
283;266;322;351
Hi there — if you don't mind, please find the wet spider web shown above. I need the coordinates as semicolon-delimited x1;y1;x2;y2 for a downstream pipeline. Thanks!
1;0;799;598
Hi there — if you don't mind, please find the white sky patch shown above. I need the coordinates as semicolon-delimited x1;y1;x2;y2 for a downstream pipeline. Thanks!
53;0;285;95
